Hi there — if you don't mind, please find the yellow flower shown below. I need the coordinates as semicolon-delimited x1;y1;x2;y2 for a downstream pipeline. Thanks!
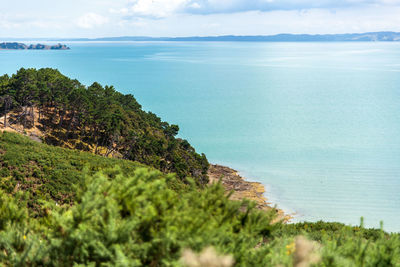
286;242;295;255
23;235;27;240
286;242;295;249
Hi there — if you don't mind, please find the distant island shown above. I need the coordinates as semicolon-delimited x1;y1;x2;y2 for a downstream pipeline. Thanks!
0;42;69;50
46;31;400;42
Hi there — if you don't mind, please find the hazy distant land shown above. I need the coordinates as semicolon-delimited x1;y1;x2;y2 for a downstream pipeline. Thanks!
0;42;70;50
2;32;400;43
45;31;400;42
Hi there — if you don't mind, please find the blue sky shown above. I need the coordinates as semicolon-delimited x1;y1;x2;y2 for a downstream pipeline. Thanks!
1;0;400;37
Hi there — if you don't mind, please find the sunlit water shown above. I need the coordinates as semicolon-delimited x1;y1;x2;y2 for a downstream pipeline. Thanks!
1;41;399;232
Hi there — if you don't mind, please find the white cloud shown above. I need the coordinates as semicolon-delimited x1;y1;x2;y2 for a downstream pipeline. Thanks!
0;13;66;32
0;0;400;37
181;0;400;14
189;2;202;9
76;13;109;29
109;5;400;37
117;0;400;17
118;0;190;18
379;0;400;3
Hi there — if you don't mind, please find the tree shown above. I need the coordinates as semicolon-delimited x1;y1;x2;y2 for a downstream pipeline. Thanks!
0;67;210;185
0;95;13;128
9;68;39;128
165;124;179;137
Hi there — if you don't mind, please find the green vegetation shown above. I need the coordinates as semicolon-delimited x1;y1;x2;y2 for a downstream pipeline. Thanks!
0;131;185;215
0;68;209;185
0;167;276;266
0;132;399;266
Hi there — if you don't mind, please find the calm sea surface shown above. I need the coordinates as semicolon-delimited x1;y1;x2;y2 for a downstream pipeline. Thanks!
1;42;399;231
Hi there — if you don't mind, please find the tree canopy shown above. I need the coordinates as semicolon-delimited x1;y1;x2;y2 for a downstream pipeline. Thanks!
0;68;209;185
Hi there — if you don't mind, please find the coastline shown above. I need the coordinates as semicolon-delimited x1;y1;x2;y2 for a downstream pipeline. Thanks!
208;164;292;222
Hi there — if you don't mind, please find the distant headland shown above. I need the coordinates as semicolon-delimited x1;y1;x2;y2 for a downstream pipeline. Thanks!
0;42;70;50
2;32;400;43
46;31;400;42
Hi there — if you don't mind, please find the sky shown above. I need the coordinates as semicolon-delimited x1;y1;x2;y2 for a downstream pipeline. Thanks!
0;0;400;38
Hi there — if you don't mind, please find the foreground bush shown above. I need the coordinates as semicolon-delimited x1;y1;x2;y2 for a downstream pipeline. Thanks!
0;132;399;266
0;168;277;266
1;167;399;266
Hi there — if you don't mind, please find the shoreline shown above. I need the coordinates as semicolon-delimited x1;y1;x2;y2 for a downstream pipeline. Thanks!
208;164;292;222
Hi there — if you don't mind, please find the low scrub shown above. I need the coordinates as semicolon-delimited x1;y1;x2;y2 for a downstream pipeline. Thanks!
0;167;399;266
0;132;399;266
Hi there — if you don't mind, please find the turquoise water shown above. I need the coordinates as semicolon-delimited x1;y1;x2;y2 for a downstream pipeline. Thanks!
1;42;400;232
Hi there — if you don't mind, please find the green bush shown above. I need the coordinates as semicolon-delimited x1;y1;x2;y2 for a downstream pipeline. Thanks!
0;168;278;266
0;132;399;266
1;166;399;266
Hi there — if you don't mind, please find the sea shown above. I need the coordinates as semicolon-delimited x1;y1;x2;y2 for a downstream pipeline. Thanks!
1;41;399;232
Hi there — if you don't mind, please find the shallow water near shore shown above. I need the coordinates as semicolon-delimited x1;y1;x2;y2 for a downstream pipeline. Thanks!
1;41;400;232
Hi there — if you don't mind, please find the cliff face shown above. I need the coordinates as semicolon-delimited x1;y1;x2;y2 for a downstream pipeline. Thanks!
0;42;70;50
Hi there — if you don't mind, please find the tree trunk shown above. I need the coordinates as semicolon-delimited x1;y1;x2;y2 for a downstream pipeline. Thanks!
91;126;97;141
59;110;64;127
23;106;27;129
94;141;99;154
67;110;75;134
30;105;35;127
105;134;119;157
80;122;85;137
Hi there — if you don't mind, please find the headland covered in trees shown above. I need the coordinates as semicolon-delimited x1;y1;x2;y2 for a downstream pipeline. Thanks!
0;42;69;50
0;68;208;184
0;68;399;266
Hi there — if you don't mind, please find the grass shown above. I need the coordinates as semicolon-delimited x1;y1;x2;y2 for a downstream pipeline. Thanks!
0;131;185;215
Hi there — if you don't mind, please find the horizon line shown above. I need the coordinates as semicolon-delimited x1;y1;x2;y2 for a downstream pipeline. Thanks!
0;31;399;40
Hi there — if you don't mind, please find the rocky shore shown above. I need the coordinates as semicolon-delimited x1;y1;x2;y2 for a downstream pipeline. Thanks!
208;164;291;222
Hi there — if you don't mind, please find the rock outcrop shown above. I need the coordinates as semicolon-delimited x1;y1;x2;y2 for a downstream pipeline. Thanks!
0;42;70;50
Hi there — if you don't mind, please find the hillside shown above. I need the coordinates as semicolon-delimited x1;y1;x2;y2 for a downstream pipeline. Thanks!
0;131;184;214
0;131;399;266
0;68;209;185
